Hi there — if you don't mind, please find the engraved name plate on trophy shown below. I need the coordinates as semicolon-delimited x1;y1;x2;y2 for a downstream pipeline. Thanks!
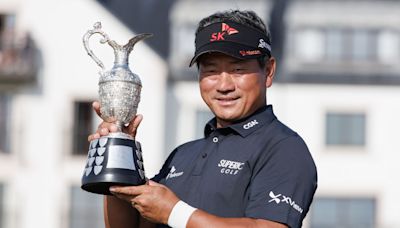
81;22;152;195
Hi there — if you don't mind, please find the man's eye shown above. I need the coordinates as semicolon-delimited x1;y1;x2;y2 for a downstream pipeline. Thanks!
233;68;245;72
202;69;216;74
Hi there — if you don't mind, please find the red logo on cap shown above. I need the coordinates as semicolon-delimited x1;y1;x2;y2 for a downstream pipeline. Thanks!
210;23;239;42
239;50;262;56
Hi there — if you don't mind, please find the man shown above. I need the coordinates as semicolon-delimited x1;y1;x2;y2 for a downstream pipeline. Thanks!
88;10;317;228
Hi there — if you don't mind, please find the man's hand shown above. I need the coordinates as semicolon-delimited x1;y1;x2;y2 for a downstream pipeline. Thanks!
109;181;179;224
87;101;143;141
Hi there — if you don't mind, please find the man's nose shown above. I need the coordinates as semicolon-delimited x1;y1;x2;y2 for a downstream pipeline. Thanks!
216;72;235;93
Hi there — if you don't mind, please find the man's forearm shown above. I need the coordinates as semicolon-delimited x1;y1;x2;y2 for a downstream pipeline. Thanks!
104;196;139;228
104;196;156;228
187;209;287;228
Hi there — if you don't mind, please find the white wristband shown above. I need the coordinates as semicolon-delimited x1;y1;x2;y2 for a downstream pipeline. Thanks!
167;200;197;228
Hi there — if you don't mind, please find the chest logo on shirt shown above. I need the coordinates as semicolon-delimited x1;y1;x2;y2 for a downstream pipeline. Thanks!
218;159;245;175
166;166;184;180
243;119;259;129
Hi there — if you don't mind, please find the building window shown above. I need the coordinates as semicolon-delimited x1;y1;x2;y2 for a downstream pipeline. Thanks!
325;28;345;61
0;14;16;50
195;109;214;139
294;28;324;62
294;27;379;64
69;186;104;228
72;101;97;155
378;30;400;63
310;197;376;228
0;94;10;153
325;28;378;62
352;29;377;61
0;13;37;83
326;112;366;146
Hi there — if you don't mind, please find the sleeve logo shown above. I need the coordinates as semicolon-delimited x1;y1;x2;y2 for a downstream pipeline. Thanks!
268;191;304;214
166;166;184;180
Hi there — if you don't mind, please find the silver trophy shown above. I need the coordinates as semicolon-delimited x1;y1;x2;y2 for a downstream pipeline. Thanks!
81;22;152;195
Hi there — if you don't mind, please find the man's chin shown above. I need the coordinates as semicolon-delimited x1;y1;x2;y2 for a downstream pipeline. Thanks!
215;112;241;123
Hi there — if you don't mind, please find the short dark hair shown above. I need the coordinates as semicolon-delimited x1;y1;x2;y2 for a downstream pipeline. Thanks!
195;10;272;68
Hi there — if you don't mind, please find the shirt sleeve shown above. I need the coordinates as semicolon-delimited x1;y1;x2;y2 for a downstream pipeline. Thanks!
245;135;318;228
151;149;177;183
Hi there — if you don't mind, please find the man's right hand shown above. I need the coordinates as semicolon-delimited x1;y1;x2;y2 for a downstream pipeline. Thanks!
87;101;143;142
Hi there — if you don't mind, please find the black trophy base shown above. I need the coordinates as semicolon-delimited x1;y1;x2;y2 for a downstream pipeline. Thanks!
81;133;146;195
82;170;146;195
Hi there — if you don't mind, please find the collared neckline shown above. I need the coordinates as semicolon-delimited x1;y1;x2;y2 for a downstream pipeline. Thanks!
204;105;276;138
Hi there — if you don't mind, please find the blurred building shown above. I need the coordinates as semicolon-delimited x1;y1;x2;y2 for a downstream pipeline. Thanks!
1;0;400;228
281;1;400;227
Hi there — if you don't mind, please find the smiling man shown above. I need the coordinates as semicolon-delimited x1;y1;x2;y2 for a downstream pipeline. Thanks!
90;10;318;228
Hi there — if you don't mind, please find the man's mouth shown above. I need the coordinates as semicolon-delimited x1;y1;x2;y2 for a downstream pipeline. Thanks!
215;97;239;106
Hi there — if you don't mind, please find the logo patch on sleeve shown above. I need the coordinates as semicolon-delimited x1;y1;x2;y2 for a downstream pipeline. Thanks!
268;191;304;214
166;166;184;180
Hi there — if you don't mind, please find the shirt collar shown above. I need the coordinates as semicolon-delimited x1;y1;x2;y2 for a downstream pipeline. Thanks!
204;105;276;137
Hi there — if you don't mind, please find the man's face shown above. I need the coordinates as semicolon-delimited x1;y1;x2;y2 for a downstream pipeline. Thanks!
198;53;275;127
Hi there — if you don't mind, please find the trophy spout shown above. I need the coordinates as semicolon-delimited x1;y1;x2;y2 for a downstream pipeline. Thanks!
124;33;153;54
111;33;153;67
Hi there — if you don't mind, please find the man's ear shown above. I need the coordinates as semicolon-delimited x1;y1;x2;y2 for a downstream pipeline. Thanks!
265;57;276;88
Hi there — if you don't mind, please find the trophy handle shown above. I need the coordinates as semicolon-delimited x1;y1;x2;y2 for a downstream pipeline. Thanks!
82;22;111;70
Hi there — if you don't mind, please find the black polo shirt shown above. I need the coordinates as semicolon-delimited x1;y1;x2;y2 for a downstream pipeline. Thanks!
153;105;317;228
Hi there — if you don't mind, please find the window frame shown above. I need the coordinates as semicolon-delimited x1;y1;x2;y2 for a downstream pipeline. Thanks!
309;196;376;228
0;94;11;154
292;26;383;64
325;111;367;147
71;100;99;156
